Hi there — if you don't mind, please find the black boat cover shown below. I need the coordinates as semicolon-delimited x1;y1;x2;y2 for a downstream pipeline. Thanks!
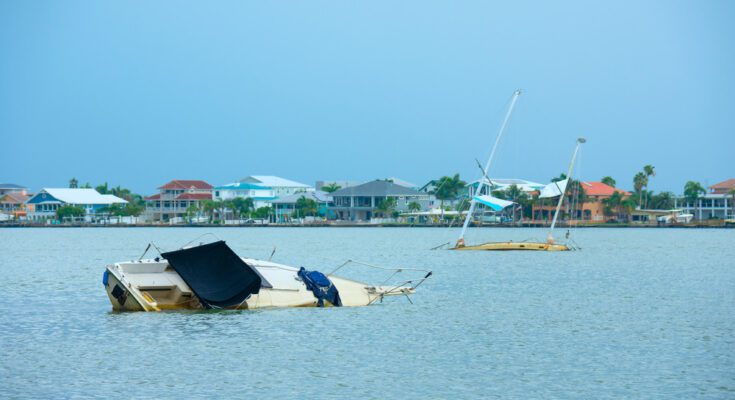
161;241;261;309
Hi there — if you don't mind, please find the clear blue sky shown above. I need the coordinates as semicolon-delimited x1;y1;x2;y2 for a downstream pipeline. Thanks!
1;1;733;195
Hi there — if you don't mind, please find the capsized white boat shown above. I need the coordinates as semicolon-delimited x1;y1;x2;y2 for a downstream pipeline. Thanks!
103;240;431;311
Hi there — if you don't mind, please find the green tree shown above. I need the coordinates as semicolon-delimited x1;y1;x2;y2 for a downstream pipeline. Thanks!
502;184;528;222
601;176;616;188
374;197;397;218
321;183;342;193
200;199;216;223
230;197;254;220
683;181;706;219
642;165;655;208
56;205;85;222
408;201;422;212
251;206;272;220
432;174;466;220
185;203;200;222
95;182;109;194
683;181;705;203
649;191;674;210
729;188;735;219
294;196;318;217
602;191;633;221
633;172;648;207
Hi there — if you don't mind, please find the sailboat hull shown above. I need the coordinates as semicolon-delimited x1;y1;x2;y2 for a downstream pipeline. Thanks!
453;242;570;251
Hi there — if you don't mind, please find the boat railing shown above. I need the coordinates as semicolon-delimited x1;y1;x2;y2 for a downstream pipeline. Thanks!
327;259;432;292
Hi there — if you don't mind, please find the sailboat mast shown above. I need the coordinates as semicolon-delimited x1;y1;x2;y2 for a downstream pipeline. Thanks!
547;137;586;243
456;89;522;247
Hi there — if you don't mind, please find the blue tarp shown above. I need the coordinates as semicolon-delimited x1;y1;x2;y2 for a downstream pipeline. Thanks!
298;267;342;307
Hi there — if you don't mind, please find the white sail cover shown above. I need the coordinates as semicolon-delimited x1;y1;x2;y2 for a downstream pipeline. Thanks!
538;179;569;199
473;195;514;211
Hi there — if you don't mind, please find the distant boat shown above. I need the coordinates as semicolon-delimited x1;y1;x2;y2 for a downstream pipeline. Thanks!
452;90;585;251
103;240;431;311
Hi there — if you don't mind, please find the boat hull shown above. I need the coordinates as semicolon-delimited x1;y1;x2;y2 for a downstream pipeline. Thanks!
453;241;570;251
103;258;414;312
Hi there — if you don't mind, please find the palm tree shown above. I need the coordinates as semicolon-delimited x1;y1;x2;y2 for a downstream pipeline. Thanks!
642;165;655;208
504;184;527;222
620;196;636;222
375;197;397;219
432;174;466;221
683;181;706;220
230;197;253;220
602;191;622;220
95;182;109;194
321;183;342;193
200;199;216;223
601;176;616;188
295;196;318;217
633;172;648;208
408;201;421;212
729;188;735;219
650;191;674;210
185;204;200;223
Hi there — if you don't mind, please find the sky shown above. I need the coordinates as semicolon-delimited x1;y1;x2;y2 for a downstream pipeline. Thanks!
1;1;733;195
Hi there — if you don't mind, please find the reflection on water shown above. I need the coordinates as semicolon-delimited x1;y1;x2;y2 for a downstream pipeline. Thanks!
1;227;734;398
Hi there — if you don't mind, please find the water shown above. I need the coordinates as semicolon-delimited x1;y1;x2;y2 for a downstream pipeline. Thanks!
0;227;733;399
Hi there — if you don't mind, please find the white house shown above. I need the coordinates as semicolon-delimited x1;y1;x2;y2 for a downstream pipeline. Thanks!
213;182;277;209
239;176;313;197
26;188;127;221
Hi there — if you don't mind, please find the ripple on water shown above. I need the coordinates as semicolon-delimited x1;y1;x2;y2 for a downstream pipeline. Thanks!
0;227;733;399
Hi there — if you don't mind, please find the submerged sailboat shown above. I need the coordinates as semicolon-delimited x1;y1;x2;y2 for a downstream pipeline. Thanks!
103;240;431;311
452;90;585;251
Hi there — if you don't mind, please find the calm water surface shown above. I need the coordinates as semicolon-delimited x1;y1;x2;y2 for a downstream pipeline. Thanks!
0;227;733;399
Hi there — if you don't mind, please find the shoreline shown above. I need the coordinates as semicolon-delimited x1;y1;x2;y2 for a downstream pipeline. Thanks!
1;223;732;229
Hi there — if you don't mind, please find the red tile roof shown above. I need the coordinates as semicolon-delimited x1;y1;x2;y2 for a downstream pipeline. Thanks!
176;193;212;200
710;179;735;191
582;181;631;197
158;180;213;190
144;193;161;201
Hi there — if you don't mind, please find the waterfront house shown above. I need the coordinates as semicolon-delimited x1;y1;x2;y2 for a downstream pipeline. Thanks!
212;182;277;209
532;181;631;222
674;178;734;220
144;180;213;222
26;188;127;221
0;183;28;197
0;192;31;221
239;176;312;197
330;180;432;221
271;191;333;222
709;179;735;195
0;184;31;219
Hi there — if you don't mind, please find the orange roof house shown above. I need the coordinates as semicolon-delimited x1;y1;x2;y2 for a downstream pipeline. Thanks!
580;182;631;198
531;181;630;223
710;179;735;195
